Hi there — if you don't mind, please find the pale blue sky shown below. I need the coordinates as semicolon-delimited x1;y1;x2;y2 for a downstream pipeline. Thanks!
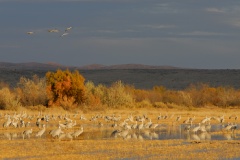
1;0;240;69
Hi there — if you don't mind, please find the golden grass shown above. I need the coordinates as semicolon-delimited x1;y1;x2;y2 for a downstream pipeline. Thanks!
1;139;240;160
0;107;240;159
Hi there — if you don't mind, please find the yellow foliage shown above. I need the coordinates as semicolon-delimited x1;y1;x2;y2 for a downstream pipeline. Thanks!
46;69;86;109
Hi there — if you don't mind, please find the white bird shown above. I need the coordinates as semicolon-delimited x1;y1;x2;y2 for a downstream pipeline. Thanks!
131;121;138;129
150;123;158;129
58;121;67;129
65;27;72;32
48;29;59;33
36;124;46;138
72;126;84;138
137;121;144;130
61;33;69;37
50;127;64;138
3;117;11;128
22;129;33;139
192;123;201;133
27;32;34;35
144;119;152;129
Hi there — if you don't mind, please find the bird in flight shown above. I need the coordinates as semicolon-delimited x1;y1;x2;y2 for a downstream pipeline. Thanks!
27;31;34;35
61;32;69;37
65;27;72;32
48;29;59;33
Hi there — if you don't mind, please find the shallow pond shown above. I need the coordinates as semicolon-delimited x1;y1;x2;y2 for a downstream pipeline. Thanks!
0;124;239;141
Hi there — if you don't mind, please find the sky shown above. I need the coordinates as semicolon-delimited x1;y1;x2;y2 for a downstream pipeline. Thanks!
1;0;240;69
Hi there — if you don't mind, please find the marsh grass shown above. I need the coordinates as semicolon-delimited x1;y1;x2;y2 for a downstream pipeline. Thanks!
1;138;240;159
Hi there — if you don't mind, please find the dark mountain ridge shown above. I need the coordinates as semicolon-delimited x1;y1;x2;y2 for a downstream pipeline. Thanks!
0;62;239;90
0;62;180;70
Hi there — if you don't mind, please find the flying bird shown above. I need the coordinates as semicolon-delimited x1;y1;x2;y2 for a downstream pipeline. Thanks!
48;29;59;33
27;31;34;34
65;27;72;32
61;33;69;37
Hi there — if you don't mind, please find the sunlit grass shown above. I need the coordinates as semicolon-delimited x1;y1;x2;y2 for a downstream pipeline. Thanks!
0;108;240;159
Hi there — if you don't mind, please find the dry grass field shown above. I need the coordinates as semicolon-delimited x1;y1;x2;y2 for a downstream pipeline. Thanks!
0;107;240;159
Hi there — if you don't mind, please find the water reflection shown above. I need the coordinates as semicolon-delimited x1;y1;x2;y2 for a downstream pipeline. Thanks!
0;124;239;141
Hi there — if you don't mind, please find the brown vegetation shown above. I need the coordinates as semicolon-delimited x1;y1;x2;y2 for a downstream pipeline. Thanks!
0;69;240;111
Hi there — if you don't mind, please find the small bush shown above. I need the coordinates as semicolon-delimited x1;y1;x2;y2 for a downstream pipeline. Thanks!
16;75;48;107
136;99;153;108
0;87;20;110
153;102;168;108
59;96;78;110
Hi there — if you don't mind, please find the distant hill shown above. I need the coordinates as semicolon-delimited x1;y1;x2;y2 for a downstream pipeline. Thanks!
0;62;180;70
0;62;67;70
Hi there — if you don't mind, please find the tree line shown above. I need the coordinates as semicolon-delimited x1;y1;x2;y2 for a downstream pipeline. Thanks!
0;69;240;110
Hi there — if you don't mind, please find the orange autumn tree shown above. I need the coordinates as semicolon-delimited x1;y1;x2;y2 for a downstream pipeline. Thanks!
45;69;86;109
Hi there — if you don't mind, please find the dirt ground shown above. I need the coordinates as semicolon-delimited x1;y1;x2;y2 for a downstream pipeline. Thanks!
0;107;240;160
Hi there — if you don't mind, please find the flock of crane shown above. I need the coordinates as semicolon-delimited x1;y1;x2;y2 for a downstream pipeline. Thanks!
0;111;238;141
27;27;72;37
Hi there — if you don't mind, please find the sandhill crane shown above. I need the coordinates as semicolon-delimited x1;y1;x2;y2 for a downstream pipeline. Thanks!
65;132;73;140
137;120;144;130
191;133;200;141
201;116;211;124
131;121;138;129
36;118;41;128
58;121;67;129
224;123;237;132
149;123;158;130
36;124;46;138
192;123;201;133
231;123;237;131
65;120;76;129
123;123;131;130
157;113;162;120
48;29;59;33
119;120;127;127
3;116;11;128
27;31;34;35
131;133;138;139
205;122;211;132
119;129;129;139
25;122;31;127
224;123;233;132
229;115;238;121
80;115;87;120
72;126;84;138
183;117;189;124
4;132;12;140
50;126;64;138
189;116;195;123
144;119;152;129
176;115;181;122
169;114;175;119
11;120;19;128
111;122;118;128
22;129;33;139
19;120;25;128
184;124;192;132
61;33;69;37
163;114;168;119
65;27;72;32
199;124;207;132
111;129;121;138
